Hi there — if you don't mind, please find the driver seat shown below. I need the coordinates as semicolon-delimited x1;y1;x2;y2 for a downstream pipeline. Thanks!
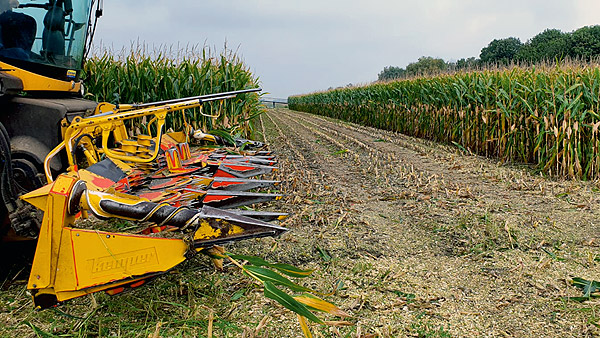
0;11;37;60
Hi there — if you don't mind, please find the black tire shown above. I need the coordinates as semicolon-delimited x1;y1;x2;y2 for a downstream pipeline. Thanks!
0;121;14;243
13;158;45;194
0;124;45;242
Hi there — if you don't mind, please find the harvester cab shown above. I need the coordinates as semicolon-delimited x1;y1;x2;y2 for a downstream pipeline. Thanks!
0;0;287;309
1;0;99;92
0;0;100;239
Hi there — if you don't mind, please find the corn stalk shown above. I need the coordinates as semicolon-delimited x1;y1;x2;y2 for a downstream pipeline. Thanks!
83;45;263;138
290;64;600;179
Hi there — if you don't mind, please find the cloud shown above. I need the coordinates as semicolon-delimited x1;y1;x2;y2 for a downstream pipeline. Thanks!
93;0;600;98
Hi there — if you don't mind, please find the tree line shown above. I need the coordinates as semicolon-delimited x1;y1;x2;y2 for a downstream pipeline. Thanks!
378;25;600;81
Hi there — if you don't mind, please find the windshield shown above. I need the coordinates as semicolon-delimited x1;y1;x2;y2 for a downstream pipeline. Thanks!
0;0;92;72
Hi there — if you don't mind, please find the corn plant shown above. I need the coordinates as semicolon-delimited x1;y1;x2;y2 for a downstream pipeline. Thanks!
203;247;350;337
290;62;600;179
83;45;263;138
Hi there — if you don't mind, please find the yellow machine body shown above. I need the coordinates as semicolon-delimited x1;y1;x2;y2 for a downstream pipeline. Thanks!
24;175;184;304
22;173;255;307
0;61;81;93
44;99;201;182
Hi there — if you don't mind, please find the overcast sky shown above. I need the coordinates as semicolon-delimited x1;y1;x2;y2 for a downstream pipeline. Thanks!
93;0;600;99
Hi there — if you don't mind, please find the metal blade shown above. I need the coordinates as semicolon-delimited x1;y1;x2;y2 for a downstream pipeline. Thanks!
199;190;282;209
215;163;277;178
192;206;288;248
225;209;289;222
209;177;279;191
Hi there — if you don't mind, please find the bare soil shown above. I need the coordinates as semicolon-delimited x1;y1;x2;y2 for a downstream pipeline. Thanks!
254;108;600;337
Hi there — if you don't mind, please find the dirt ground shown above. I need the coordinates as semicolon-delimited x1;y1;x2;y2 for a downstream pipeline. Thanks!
2;107;600;337
254;108;600;337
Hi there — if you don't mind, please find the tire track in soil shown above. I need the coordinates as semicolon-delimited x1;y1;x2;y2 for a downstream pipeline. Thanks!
266;108;435;265
282;108;600;243
257;108;600;337
264;109;376;236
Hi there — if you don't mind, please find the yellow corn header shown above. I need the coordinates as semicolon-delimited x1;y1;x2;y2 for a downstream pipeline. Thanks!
18;88;289;309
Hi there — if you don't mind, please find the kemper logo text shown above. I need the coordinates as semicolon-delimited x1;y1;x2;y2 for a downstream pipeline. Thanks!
90;248;158;274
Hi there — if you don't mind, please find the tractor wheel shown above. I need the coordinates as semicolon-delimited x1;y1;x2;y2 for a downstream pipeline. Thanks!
0;121;13;243
0;124;45;242
10;157;45;237
13;158;45;193
0;125;44;279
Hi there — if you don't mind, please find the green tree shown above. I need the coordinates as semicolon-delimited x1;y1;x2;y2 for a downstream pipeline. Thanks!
569;25;600;60
405;56;447;77
480;37;522;65
455;57;479;70
377;66;406;81
516;29;570;63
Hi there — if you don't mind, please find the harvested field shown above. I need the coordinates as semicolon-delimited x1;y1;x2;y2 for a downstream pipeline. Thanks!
255;108;600;337
2;107;600;337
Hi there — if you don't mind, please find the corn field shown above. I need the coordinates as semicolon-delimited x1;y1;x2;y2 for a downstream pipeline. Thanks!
289;64;600;179
83;45;262;137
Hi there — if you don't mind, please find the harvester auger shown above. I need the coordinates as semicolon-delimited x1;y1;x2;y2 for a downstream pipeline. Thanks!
16;88;289;308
